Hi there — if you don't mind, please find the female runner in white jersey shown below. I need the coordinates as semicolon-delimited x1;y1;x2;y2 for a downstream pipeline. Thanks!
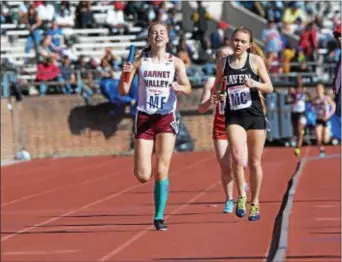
287;76;308;157
312;83;336;156
215;26;273;221
198;46;248;214
119;22;191;231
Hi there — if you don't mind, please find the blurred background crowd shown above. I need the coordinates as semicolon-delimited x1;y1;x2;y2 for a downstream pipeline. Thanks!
1;1;340;97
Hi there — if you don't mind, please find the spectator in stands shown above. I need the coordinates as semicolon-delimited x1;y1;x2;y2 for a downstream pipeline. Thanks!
266;52;281;74
74;55;92;94
47;20;64;52
58;55;74;95
55;1;74;28
61;40;78;62
177;46;191;69
24;4;42;62
106;4;128;35
124;2;145;24
261;20;283;54
155;2;169;24
281;42;295;73
102;47;120;71
0;2;13;24
237;1;265;17
299;21;318;62
290;47;307;73
265;1;284;24
282;2;307;35
210;23;226;51
75;1;93;29
99;58;132;110
192;1;212;49
293;17;305;36
71;56;96;104
36;0;56;30
36;57;60;96
39;34;60;63
1;58;23;101
18;1;31;24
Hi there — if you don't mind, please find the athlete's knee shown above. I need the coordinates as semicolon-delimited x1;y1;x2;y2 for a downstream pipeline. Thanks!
231;152;245;168
134;168;151;183
248;157;262;172
155;164;169;180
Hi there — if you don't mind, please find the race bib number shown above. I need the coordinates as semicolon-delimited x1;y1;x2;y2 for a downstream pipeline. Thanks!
147;88;167;110
227;86;252;110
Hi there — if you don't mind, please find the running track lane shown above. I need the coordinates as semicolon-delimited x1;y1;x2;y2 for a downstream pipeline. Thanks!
1;152;206;239
1;152;215;261
286;150;341;261
2;149;299;261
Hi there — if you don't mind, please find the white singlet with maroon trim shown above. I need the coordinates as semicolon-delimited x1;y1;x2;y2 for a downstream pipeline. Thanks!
137;52;176;115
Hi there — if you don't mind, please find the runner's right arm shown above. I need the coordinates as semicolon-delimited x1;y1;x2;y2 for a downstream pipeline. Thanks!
119;54;141;96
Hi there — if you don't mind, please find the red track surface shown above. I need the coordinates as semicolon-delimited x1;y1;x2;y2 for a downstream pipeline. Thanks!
0;147;338;262
286;146;341;262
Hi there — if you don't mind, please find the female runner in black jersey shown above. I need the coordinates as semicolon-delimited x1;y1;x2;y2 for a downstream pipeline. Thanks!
215;26;274;221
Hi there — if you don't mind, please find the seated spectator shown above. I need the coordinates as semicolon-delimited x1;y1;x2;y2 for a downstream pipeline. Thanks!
210;23;226;50
36;57;60;96
266;52;281;74
281;43;295;73
55;1;74;28
265;1;284;24
24;4;42;62
36;0;55;30
299;22;318;62
177;47;191;69
58;55;75;94
39;34;60;62
75;1;93;29
98;58;132;108
261;20;283;54
0;2;13;24
192;1;212;49
47;20;64;52
282;2;307;34
293;17;305;36
61;40;78;62
106;4;128;35
74;55;95;103
18;1;31;24
290;47;308;73
102;47;120;71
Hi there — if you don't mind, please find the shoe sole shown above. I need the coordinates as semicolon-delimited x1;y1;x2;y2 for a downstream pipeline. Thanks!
248;216;260;221
156;228;168;231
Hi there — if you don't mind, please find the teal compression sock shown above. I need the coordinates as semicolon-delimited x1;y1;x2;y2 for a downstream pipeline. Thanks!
154;178;169;220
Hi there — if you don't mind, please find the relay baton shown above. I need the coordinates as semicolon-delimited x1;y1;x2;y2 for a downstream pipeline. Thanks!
124;45;136;83
220;77;227;102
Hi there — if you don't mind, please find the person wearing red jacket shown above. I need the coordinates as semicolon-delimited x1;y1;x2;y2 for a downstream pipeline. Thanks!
36;57;60;95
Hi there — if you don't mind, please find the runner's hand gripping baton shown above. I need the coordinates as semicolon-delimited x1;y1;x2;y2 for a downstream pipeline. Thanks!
124;45;136;83
220;77;227;102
